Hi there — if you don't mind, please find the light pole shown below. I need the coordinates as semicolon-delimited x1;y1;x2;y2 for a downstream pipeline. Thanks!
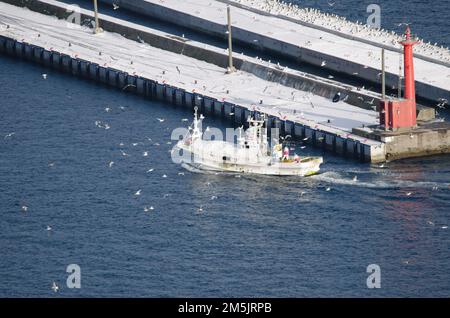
381;48;386;100
226;5;236;74
93;0;102;34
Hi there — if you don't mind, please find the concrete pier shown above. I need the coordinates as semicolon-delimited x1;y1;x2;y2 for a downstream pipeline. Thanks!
96;0;450;104
1;1;450;163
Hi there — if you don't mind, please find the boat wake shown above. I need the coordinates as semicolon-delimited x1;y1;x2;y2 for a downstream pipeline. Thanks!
310;171;450;190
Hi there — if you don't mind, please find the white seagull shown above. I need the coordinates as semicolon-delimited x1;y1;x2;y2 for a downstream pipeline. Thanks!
52;282;59;293
4;132;15;139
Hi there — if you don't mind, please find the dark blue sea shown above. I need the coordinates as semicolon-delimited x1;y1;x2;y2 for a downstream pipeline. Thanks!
1;0;450;297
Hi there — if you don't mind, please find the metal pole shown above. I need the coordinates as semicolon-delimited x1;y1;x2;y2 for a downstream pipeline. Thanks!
226;5;235;74
93;0;102;34
398;52;402;98
381;48;386;100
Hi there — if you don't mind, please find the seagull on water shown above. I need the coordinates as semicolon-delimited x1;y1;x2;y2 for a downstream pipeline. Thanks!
120;150;129;157
42;74;47;79
156;118;165;123
406;192;413;196
21;205;28;212
108;161;114;168
326;187;331;192
147;168;154;173
113;3;119;10
4;132;15;139
352;176;358;182
144;206;154;212
46;225;52;231
162;174;167;178
52;282;59;293
135;189;142;196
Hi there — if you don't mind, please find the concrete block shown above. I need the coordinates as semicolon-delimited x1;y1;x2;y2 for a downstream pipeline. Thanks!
155;82;165;100
88;63;99;80
42;50;51;66
204;97;214;114
118;72;127;88
61;54;71;72
335;136;345;155
184;91;194;109
165;86;174;104
175;88;184;107
325;133;335;152
5;38;15;55
51;52;61;69
136;78;145;95
304;127;314;143
33;47;44;63
214;100;223;118
71;58;80;75
223;102;235;121
108;69;118;87
0;36;6;52
284;120;294;136
127;75;137;91
24;44;33;60
79;60;89;77
146;79;156;98
14;42;24;57
294;123;305;139
234;105;244;124
98;67;108;84
346;139;357;158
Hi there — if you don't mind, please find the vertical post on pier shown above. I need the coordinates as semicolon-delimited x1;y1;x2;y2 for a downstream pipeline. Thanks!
93;0;102;34
398;52;402;98
226;5;236;74
381;48;386;100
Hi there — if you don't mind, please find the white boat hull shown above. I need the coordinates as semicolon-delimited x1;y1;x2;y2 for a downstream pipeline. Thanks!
175;141;323;176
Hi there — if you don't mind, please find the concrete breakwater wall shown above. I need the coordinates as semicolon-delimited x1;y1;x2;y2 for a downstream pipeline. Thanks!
0;34;385;163
2;0;386;112
97;0;450;104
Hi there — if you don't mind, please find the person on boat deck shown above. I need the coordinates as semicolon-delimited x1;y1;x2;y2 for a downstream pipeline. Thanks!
273;144;283;160
282;146;290;161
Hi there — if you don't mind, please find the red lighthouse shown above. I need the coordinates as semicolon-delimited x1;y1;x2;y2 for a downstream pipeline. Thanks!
380;26;418;130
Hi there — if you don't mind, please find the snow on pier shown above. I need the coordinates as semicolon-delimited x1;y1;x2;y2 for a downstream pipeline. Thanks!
127;0;450;95
0;2;381;145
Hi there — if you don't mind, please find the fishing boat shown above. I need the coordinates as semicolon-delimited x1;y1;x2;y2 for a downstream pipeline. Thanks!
173;107;323;176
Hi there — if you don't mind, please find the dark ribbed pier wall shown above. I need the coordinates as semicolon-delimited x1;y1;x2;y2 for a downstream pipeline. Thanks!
0;34;380;162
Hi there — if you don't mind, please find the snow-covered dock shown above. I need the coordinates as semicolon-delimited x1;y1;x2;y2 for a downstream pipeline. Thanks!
0;1;388;162
98;0;450;103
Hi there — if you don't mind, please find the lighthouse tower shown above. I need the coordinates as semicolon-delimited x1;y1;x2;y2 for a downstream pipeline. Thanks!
380;26;418;130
